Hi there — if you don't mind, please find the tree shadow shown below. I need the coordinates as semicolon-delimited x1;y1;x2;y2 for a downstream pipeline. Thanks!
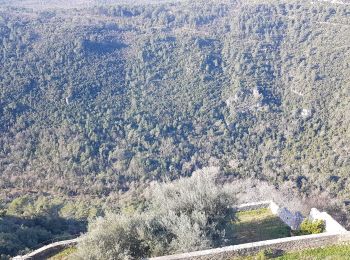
223;209;291;246
0;214;86;258
83;40;128;54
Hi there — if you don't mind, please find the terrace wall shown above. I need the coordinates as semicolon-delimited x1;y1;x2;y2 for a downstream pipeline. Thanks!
148;232;350;260
310;208;348;234
13;238;79;260
233;201;271;212
234;200;303;230
13;201;348;260
149;201;349;260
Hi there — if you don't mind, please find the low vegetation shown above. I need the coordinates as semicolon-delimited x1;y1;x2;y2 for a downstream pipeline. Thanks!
233;243;350;259
1;174;331;259
1;0;350;257
49;247;77;260
1;0;350;208
274;243;350;260
229;208;291;245
0;196;96;258
75;168;237;259
294;219;325;235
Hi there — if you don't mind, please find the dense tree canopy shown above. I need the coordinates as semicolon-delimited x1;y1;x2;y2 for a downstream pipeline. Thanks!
0;0;349;257
0;0;349;198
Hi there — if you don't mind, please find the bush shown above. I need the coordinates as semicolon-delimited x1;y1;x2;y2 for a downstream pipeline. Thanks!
148;167;235;219
76;167;237;259
75;213;150;260
298;219;325;235
147;167;236;253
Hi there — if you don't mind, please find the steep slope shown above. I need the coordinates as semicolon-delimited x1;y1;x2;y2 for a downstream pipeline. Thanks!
0;0;349;200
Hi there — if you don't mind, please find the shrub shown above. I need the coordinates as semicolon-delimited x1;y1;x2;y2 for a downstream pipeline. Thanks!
6;196;31;216
157;210;212;254
75;213;150;260
147;167;236;251
299;219;325;235
76;167;237;259
148;167;235;222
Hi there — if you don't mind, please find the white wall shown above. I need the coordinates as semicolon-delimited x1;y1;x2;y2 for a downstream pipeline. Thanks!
310;208;348;234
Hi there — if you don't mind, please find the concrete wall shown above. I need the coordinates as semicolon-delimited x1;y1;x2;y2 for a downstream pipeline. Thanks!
148;201;349;260
235;201;346;234
310;208;348;234
269;201;304;230
12;201;348;260
13;238;79;260
234;200;304;230
269;201;280;214
148;232;350;260
233;201;271;212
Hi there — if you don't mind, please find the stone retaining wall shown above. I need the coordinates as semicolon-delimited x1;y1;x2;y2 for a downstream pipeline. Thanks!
12;200;348;260
310;208;348;234
269;201;304;230
13;238;79;260
233;201;271;212
234;200;304;230
148;232;350;260
226;201;343;233
148;201;349;260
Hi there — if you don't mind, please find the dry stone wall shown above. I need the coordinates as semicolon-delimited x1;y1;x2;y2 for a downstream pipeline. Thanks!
149;233;350;260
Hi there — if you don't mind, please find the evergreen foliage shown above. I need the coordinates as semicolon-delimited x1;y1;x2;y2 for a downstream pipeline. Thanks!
0;0;349;257
76;168;236;259
0;0;349;199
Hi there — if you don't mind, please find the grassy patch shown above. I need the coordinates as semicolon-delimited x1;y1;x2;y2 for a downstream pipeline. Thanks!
49;247;77;260
226;208;291;245
232;243;350;259
274;243;350;260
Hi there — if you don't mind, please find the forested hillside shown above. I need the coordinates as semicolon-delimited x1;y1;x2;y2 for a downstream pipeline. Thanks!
0;0;349;257
1;0;349;199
